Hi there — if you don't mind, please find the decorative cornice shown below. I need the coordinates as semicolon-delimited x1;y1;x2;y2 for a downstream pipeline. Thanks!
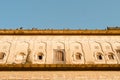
0;64;119;71
0;29;120;35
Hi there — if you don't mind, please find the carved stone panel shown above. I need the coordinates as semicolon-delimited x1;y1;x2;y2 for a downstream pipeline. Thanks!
70;42;84;64
90;41;105;64
33;42;46;64
101;42;118;64
14;41;29;64
0;41;11;64
53;42;65;64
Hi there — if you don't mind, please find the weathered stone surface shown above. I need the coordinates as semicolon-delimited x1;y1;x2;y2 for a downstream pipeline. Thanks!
0;71;119;79
0;35;120;64
0;35;118;64
0;29;119;79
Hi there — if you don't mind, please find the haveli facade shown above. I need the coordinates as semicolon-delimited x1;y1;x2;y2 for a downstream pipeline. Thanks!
0;28;120;79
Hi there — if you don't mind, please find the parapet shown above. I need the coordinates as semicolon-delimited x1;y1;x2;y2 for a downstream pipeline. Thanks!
0;29;120;35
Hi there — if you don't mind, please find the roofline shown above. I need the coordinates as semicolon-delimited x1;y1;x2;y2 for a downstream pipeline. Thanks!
0;29;119;35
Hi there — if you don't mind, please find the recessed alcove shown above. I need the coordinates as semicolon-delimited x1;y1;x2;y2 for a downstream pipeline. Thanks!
54;50;64;61
0;52;5;60
53;49;65;64
37;52;44;60
108;52;115;60
75;52;82;60
96;52;104;60
16;52;26;61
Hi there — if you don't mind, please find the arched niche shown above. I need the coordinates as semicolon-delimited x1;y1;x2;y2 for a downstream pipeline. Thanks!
0;41;11;64
37;52;44;60
15;52;26;63
14;41;29;64
106;51;118;64
53;42;65;64
102;42;118;64
75;52;82;60
107;52;115;60
90;41;106;64
33;42;47;64
94;52;106;64
95;52;104;60
0;52;5;60
113;42;120;62
70;42;84;64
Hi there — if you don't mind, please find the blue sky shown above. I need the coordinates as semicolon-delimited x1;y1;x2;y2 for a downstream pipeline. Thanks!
0;0;120;29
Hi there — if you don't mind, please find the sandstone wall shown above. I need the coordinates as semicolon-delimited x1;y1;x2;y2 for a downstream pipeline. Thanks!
0;35;119;64
0;71;120;80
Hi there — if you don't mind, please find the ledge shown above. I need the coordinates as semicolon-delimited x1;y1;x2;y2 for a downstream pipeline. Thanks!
0;30;120;35
0;64;120;71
